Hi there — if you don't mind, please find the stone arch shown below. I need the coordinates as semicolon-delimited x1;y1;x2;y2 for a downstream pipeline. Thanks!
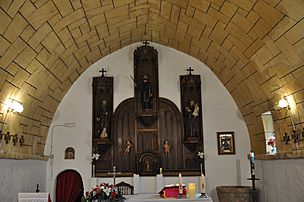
0;1;303;158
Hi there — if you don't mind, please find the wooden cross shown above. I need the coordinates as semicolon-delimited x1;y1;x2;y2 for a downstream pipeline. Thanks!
108;166;121;185
187;67;194;75
143;40;149;46
99;68;107;77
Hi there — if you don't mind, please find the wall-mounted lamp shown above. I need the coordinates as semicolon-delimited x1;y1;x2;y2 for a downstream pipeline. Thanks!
7;99;24;113
278;97;289;109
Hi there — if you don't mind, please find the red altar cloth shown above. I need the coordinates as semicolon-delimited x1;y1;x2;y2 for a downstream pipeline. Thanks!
158;184;187;198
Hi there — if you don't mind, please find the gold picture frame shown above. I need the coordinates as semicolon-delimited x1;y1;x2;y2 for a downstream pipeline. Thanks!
217;132;235;155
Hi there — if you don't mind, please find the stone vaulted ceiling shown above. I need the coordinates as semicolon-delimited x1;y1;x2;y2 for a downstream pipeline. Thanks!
0;0;303;159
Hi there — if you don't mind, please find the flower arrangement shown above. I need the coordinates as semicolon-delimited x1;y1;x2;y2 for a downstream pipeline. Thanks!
84;182;124;202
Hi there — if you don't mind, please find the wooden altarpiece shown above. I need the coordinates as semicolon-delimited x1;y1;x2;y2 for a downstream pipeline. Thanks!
92;69;113;175
92;43;204;177
180;68;204;172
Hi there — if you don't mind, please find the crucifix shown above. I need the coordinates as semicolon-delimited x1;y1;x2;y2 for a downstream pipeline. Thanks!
108;166;121;185
99;68;107;77
186;67;194;75
143;40;149;46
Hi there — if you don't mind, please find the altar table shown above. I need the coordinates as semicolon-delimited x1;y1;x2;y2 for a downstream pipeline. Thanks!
18;192;51;202
125;194;213;202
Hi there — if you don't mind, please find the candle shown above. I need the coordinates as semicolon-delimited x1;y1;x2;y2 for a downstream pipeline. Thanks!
178;173;183;195
160;167;162;175
188;183;196;199
200;174;205;194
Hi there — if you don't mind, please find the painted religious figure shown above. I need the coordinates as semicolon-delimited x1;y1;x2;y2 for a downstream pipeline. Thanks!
162;140;171;156
140;74;153;111
185;100;200;137
96;100;109;138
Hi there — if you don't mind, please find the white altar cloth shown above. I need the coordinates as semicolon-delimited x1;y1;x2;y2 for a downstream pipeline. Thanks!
125;194;213;202
18;192;50;202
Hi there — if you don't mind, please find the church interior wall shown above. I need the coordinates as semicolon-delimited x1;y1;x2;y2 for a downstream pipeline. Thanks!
44;42;252;201
0;159;46;202
255;159;304;202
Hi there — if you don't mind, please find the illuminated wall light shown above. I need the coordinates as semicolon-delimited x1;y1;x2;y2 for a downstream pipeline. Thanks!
278;97;289;109
7;100;24;113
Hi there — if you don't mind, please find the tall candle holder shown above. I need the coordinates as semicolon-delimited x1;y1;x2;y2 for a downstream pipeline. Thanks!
247;150;259;202
178;173;183;199
199;173;207;198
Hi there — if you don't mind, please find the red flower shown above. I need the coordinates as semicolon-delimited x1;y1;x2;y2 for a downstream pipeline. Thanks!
111;191;116;198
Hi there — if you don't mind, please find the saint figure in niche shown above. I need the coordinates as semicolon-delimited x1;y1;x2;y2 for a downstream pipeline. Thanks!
96;100;109;138
185;100;200;137
140;74;153;111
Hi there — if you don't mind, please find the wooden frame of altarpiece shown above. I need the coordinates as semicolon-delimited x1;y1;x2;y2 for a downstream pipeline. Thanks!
180;69;205;173
92;71;113;176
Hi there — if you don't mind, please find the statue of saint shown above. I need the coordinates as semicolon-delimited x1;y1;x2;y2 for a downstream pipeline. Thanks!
185;100;200;138
140;75;153;111
96;100;109;138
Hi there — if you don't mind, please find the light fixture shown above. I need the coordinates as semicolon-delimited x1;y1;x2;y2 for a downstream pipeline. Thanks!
278;97;289;109
50;122;76;176
278;96;296;130
7;99;24;113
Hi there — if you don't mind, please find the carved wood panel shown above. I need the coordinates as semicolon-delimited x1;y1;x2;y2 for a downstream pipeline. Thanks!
113;98;136;172
159;98;183;170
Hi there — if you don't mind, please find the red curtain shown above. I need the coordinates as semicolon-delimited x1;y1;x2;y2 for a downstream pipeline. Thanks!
56;170;83;202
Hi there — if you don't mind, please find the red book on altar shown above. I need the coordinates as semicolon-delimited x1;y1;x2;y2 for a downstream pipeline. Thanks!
158;184;187;198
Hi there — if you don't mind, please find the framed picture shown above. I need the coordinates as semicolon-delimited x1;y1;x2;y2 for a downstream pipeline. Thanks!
217;132;235;155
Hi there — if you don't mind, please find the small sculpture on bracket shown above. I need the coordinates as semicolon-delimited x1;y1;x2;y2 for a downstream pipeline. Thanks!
5;132;11;144
19;135;25;146
162;140;171;156
282;132;290;144
124;140;134;155
12;134;18;145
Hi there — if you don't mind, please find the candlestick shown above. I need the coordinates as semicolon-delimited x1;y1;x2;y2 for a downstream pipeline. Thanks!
199;174;207;198
178;173;183;198
36;184;40;193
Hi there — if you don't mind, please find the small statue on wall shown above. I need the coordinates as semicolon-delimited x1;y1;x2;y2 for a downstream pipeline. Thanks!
19;135;25;146
12;134;18;145
124;140;134;155
5;132;10;144
140;75;153;111
185;100;200;138
162;140;171;156
96;100;109;138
